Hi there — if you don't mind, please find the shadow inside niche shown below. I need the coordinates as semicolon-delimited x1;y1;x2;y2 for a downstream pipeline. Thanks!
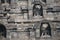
0;24;6;38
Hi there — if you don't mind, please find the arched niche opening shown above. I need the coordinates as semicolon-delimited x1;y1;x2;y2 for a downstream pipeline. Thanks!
33;4;43;16
40;22;51;37
1;0;11;4
0;24;6;38
6;0;11;4
1;0;5;3
42;0;46;3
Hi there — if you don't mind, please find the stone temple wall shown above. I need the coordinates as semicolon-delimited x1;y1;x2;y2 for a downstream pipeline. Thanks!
0;0;60;40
